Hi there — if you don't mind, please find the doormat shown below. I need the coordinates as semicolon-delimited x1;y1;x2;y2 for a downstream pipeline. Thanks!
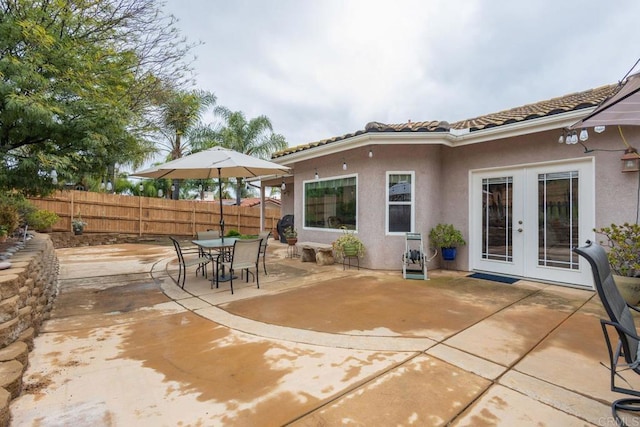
467;272;519;284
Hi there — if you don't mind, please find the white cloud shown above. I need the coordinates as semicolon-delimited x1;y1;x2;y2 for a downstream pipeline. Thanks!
162;0;640;147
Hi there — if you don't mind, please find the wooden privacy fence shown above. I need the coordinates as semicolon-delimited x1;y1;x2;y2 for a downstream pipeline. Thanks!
28;190;281;237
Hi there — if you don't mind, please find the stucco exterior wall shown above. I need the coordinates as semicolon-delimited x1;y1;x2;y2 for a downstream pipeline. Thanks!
437;126;640;272
287;125;640;273
291;145;442;270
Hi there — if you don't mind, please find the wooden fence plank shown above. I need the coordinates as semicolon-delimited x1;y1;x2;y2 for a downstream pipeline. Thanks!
28;190;281;236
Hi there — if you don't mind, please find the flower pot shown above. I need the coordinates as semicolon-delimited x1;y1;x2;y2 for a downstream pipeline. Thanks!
286;238;297;246
441;247;457;261
73;228;83;236
342;245;359;257
613;275;640;306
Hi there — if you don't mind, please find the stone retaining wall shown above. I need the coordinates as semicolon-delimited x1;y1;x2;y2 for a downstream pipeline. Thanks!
47;232;170;249
0;235;58;426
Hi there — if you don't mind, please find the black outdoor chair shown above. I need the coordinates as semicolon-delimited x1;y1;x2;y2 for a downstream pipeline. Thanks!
574;240;640;426
169;236;211;289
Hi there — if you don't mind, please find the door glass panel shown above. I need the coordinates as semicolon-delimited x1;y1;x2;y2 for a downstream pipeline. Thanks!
538;171;579;269
482;177;513;262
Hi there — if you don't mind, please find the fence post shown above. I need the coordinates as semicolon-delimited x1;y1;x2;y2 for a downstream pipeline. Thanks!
70;191;74;232
139;195;143;237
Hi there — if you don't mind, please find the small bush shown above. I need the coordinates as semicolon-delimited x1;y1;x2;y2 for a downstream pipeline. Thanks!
26;209;60;231
226;229;241;237
0;204;20;234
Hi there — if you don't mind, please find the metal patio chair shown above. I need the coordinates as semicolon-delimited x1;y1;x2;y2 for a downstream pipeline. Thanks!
216;238;262;294
574;240;640;426
169;236;211;289
258;231;271;275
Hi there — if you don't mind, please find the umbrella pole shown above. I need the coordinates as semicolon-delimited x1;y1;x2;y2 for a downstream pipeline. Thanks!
218;168;224;242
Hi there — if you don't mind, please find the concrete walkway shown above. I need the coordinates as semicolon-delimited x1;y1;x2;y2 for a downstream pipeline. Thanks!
9;241;638;426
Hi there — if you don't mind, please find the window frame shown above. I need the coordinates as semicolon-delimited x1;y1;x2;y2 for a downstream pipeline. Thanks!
302;173;359;233
385;171;415;235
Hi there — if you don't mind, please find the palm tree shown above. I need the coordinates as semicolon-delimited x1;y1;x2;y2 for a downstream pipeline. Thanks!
210;107;288;205
156;88;217;198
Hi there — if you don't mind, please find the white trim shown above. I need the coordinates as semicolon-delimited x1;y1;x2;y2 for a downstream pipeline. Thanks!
302;173;359;233
385;171;415;235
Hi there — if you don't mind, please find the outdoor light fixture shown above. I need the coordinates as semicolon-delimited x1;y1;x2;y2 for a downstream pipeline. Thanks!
595;125;606;133
369;149;373;158
342;159;347;171
579;128;589;142
106;180;113;191
100;180;105;190
139;183;144;193
314;169;319;180
171;184;175;192
50;169;58;185
558;130;578;145
281;179;286;191
621;147;640;173
158;189;163;198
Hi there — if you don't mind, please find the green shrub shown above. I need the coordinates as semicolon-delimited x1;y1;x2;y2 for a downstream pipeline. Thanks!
226;229;241;237
0;204;20;234
429;223;466;249
26;209;60;231
595;223;640;277
0;191;35;232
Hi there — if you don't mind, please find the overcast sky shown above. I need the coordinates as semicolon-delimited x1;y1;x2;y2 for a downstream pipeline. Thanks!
161;0;640;149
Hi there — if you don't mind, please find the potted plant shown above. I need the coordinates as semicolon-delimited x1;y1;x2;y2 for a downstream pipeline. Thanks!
284;226;298;245
332;228;365;260
595;222;640;305
72;215;88;235
26;209;60;233
0;225;7;243
429;223;466;261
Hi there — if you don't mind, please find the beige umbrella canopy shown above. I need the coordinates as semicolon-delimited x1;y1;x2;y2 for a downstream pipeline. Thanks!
133;146;290;180
132;147;290;238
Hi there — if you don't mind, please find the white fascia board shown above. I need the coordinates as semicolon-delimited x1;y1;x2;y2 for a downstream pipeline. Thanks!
450;108;593;147
275;107;596;165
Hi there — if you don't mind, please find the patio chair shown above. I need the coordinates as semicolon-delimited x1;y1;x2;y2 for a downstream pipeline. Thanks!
169;236;211;289
258;230;271;274
574;240;640;425
216;238;262;294
197;230;221;240
196;229;225;277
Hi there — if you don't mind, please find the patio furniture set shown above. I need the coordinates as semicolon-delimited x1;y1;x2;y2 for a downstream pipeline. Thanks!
170;230;271;294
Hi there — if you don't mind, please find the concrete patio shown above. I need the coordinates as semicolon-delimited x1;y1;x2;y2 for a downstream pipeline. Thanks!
9;239;638;426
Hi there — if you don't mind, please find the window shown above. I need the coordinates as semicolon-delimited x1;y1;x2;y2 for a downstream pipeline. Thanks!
386;172;414;233
304;175;357;230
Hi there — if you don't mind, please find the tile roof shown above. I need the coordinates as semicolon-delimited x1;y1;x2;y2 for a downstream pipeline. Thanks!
272;82;620;159
239;197;281;208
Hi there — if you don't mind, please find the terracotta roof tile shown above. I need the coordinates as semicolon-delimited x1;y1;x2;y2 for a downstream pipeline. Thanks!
451;84;617;131
272;82;620;159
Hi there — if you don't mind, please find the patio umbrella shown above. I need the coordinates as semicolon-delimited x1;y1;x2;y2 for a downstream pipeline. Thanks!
132;147;290;239
570;71;640;129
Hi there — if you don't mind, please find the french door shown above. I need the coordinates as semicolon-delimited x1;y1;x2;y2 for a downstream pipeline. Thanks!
470;160;594;287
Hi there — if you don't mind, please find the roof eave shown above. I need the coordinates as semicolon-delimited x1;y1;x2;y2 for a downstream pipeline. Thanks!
273;108;595;165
